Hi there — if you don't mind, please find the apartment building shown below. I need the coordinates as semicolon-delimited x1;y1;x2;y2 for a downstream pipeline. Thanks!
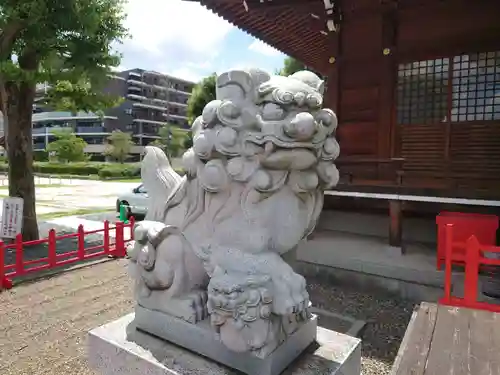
25;70;195;160
109;69;194;150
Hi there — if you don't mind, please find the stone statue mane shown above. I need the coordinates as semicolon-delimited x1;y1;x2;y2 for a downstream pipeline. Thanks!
127;68;340;359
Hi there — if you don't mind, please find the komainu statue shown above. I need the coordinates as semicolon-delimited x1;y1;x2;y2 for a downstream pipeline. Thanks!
127;69;339;360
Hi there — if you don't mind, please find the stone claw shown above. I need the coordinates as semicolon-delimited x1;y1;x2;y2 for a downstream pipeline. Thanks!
271;267;309;318
187;291;208;322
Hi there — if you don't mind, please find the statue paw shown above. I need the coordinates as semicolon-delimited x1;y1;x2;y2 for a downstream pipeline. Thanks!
183;290;209;322
272;268;310;318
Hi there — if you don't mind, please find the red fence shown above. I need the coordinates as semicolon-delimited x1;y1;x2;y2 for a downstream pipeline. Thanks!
440;223;500;313
436;212;498;270
0;217;135;290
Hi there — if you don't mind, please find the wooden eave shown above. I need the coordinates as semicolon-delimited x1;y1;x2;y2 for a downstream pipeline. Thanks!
197;0;338;75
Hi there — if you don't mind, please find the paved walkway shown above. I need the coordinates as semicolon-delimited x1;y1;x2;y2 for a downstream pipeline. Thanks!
0;179;139;219
47;216;133;239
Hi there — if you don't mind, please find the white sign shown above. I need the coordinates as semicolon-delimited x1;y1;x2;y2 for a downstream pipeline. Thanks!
1;197;24;239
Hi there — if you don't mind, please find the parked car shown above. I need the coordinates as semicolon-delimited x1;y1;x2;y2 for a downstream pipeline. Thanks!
116;184;148;218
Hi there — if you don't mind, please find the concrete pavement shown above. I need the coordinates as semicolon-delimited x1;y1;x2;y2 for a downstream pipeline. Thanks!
0;179;139;217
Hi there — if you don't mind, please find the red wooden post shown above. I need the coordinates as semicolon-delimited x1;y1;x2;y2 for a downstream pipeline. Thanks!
129;216;135;241
443;224;454;303
103;221;110;254
115;221;125;257
48;229;57;267
15;234;24;276
463;235;480;304
0;240;4;288
77;224;85;259
0;241;12;289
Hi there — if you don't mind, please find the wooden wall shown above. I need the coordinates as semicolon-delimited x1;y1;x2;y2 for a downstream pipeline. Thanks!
328;0;500;198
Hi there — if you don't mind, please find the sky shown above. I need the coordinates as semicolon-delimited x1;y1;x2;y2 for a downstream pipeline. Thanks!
116;0;288;83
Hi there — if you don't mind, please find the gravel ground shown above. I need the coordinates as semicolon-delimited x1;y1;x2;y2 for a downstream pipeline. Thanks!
0;259;133;375
308;280;415;375
0;260;413;375
80;212;119;223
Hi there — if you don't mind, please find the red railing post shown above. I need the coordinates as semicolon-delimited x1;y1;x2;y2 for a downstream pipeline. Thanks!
103;221;110;254
0;240;12;289
15;234;24;276
129;216;135;241
115;221;125;257
48;229;57;267
442;224;454;303
0;240;4;288
463;235;480;304
77;224;85;259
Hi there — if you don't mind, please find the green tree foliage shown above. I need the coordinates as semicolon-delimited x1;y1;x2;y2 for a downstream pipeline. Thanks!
151;123;190;158
46;129;88;163
278;57;306;76
187;73;216;125
44;80;124;115
0;0;128;239
105;130;133;163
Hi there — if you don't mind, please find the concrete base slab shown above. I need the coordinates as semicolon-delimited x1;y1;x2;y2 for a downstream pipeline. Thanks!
133;305;317;375
88;313;362;375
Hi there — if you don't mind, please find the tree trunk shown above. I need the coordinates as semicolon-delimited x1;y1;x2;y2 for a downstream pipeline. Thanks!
5;81;39;240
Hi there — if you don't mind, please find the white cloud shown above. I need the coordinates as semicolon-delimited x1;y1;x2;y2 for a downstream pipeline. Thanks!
248;40;281;57
117;0;233;76
170;67;204;83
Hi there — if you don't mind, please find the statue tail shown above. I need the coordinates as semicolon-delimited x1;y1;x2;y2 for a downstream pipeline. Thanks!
141;146;183;221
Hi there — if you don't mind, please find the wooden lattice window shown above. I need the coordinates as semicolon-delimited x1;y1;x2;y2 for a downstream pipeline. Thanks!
397;58;449;125
397;51;500;125
450;51;500;122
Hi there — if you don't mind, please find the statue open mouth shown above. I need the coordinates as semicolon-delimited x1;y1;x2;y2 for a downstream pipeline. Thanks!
245;138;319;171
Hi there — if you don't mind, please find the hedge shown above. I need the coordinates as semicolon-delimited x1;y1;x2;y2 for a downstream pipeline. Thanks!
34;150;49;162
98;164;141;178
0;162;142;178
0;161;187;180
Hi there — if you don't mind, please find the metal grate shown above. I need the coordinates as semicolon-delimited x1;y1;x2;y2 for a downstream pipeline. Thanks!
397;58;450;125
451;51;500;122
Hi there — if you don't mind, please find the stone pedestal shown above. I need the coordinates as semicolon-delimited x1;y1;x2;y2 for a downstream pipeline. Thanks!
88;313;362;375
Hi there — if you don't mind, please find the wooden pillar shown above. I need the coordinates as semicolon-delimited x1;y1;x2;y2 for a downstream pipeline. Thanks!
389;200;403;250
323;0;342;115
379;0;399;159
325;61;339;113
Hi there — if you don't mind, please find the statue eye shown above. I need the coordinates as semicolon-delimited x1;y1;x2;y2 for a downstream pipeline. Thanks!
261;103;285;121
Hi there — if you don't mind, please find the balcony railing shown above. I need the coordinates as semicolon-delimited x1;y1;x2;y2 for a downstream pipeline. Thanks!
168;87;191;95
133;102;166;112
127;79;191;96
32;126;71;135
168;101;188;107
127;79;143;86
76;126;106;133
127;94;145;101
165;113;188;120
133;118;165;126
33;143;46;150
32;128;48;135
